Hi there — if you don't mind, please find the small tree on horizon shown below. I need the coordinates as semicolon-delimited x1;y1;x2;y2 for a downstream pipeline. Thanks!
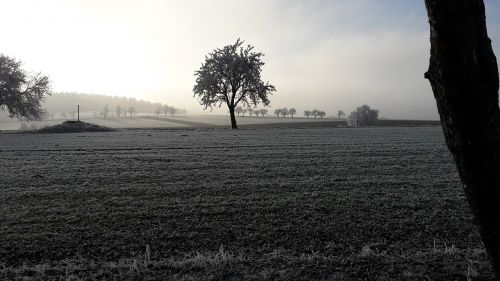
318;111;326;119
116;105;123;118
259;109;266;117
102;104;109;119
289;108;296;118
311;109;319;118
337;110;345;119
128;106;136;118
347;105;379;127
163;105;170;116
169;107;177;116
235;106;244;116
193;39;276;129
260;109;268;117
274;108;281;117
281;107;289;118
304;110;311;118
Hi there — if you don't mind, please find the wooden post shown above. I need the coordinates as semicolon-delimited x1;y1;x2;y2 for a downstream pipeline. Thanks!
77;105;80;122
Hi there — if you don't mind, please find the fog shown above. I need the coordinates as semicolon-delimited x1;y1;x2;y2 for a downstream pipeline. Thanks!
1;0;499;119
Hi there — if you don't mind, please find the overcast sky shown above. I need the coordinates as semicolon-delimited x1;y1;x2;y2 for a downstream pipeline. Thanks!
1;0;499;119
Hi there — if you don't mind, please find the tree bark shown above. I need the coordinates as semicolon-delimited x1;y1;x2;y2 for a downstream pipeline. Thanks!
425;0;500;277
229;106;238;129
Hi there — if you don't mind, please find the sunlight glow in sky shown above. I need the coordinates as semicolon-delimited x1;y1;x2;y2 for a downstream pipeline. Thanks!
1;0;499;119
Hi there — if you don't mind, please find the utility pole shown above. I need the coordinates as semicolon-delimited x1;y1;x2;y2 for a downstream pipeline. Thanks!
77;105;80;122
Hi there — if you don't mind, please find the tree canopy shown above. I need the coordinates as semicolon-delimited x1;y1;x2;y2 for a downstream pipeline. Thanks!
193;39;276;128
0;54;51;121
347;105;379;126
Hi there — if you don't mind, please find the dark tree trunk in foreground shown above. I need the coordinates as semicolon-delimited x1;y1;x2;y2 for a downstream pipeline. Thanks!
425;0;500;277
229;106;238;129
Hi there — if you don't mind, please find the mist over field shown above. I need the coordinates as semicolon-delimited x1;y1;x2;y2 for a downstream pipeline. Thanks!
1;1;498;119
1;0;500;280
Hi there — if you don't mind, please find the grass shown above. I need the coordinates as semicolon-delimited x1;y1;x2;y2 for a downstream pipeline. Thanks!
0;243;491;280
1;245;241;280
0;127;495;280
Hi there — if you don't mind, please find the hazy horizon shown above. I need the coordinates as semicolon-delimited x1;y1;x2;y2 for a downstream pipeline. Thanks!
1;0;499;119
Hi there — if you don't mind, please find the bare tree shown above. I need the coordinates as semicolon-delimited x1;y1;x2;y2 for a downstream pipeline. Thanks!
337;110;345;119
318;111;326;119
347;105;378;127
280;107;289;118
235;106;244;116
289;108;297;118
304;110;311;118
248;108;254;117
311;109;319;118
425;0;500;275
168;107;177;116
260;108;268;117
274;108;281;117
0;54;51;121
127;106;136;118
116;105;122;118
101;104;109;119
193;39;276;129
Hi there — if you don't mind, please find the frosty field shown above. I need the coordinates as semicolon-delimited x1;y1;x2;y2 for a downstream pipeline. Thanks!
0;127;493;280
0;115;343;131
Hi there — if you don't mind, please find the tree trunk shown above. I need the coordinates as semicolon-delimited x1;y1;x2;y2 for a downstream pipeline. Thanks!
425;0;500;277
229;106;238;129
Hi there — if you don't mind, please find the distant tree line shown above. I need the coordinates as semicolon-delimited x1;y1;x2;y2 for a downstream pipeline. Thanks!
40;92;186;120
99;104;139;119
234;106;334;119
303;109;326;119
154;104;179;117
234;106;269;117
272;107;297;118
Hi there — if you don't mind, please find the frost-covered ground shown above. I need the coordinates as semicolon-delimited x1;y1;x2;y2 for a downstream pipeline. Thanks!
155;114;341;126
0;114;340;131
0;127;493;280
0;117;185;131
